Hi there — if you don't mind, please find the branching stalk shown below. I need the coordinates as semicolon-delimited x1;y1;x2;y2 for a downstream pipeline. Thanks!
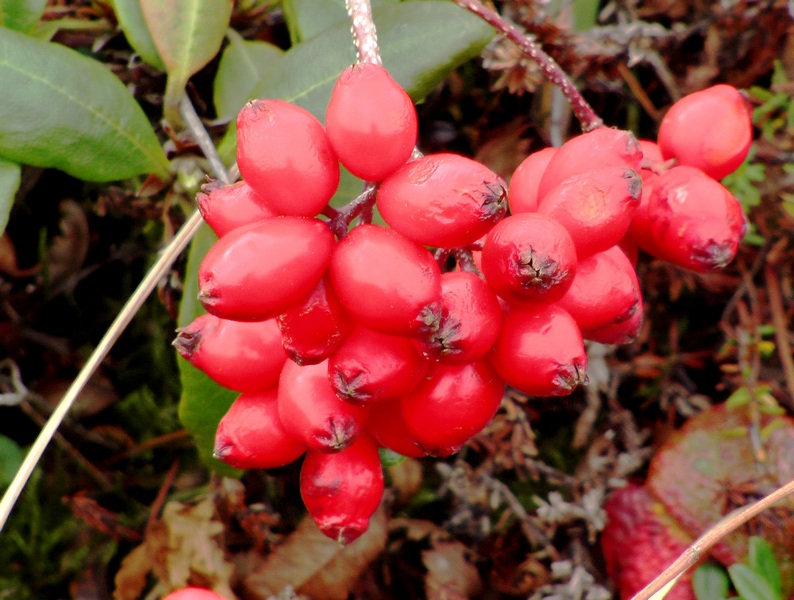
345;0;382;65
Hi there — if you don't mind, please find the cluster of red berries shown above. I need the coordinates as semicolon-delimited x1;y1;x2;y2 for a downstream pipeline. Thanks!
175;63;752;546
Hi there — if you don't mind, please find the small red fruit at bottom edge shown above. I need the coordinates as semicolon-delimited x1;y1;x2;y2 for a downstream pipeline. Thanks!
481;213;578;305
278;360;369;452
214;390;306;470
658;84;752;181
300;434;384;545
401;360;505;456
162;588;228;600
197;179;278;237
601;484;696;600
489;303;587;397
325;62;418;182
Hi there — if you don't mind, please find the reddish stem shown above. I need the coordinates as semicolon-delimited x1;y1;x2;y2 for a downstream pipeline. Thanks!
326;184;378;239
453;0;603;132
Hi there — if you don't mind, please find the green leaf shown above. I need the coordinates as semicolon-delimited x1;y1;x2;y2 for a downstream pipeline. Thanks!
112;0;166;70
729;563;781;600
693;563;730;600
176;222;239;476
0;434;22;488
0;0;47;32
213;29;283;121
282;0;397;44
0;158;20;236
747;537;782;597
140;0;232;123
0;27;169;180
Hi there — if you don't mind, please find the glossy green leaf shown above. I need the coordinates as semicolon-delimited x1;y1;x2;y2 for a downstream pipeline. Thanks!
0;158;20;236
140;0;232;123
177;222;240;476
0;27;169;180
748;537;782;597
112;0;165;70
213;29;283;121
692;563;730;600
0;0;46;32
282;0;397;44
0;434;22;488
729;564;781;600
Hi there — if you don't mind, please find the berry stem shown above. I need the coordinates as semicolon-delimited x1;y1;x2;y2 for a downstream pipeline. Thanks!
345;0;382;65
452;0;603;132
327;183;378;239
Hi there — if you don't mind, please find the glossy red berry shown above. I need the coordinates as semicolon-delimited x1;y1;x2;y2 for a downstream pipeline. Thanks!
198;217;335;322
237;99;340;217
278;360;369;452
376;153;507;248
300;434;384;545
197;179;278;237
658;84;752;180
277;273;352;366
585;303;643;345
508;146;557;214
643;166;747;271
162;588;228;600
490;303;587;397
214;390;306;470
330;224;442;335
420;271;502;364
401;360;505;456
537;166;642;259
173;314;286;393
481;213;577;305
536;128;642;202
325;63;417;181
558;247;641;334
328;325;429;405
366;400;426;458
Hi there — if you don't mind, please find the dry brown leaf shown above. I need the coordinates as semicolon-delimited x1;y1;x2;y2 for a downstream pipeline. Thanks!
113;497;237;600
46;198;89;287
423;541;483;600
387;458;423;505
242;506;387;600
0;232;40;277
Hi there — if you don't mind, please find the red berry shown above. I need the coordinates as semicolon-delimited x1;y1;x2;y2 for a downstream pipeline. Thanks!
401;360;505;456
366;400;426;458
585;304;643;345
537;166;642;259
325;63;418;181
601;485;696;600
507;146;557;214
489;303;587;397
536;128;642;202
173;314;286;393
197;179;278;237
481;213;577;305
558;247;641;334
643;166;747;271
237;99;340;217
278;360;369;452
198;217;335;322
162;588;228;600
376;153;507;248
419;271;502;364
330;224;442;335
639;139;665;170
277;273;352;366
328;325;429;405
658;84;752;180
300;434;384;545
214;390;306;469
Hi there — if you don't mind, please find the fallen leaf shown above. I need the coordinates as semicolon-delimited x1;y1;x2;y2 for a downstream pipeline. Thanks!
387;457;424;505
46;198;89;288
423;540;483;600
0;232;40;277
242;506;387;600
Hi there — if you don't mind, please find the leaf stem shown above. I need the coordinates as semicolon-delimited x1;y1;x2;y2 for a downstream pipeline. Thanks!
452;0;603;132
0;95;228;532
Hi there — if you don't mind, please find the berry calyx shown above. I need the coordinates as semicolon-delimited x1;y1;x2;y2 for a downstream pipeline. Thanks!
325;63;418;182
